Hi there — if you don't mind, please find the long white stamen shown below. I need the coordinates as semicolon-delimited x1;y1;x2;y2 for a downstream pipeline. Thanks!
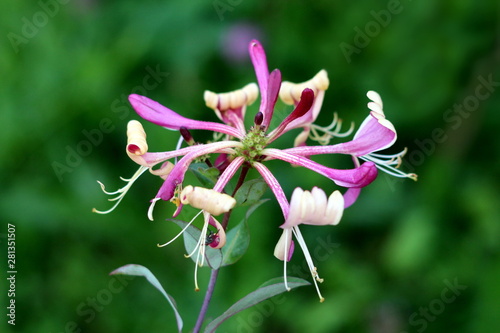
308;113;355;145
283;229;291;291
157;210;204;247
93;166;149;214
185;233;202;259
359;150;417;181
174;135;184;165
191;213;212;292
292;226;325;302
194;247;201;291
199;212;212;267
184;212;210;259
147;197;161;221
369;148;408;160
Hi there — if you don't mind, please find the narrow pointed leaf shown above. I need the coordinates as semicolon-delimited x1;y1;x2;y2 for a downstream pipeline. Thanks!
110;264;183;333
204;276;310;333
170;219;223;269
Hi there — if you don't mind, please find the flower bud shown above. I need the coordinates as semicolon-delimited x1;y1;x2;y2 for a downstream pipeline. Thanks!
126;120;148;156
179;126;195;145
180;186;236;216
254;111;264;126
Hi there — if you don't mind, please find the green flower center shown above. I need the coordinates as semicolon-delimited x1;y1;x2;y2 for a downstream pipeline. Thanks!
234;126;268;163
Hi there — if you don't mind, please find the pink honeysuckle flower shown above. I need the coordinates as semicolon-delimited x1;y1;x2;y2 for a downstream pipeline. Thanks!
93;40;404;294
94;40;377;219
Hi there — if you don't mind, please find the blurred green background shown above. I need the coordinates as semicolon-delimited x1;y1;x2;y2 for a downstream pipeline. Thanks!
1;0;499;332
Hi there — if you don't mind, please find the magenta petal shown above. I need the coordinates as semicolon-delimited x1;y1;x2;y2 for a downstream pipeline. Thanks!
212;156;245;192
282;114;396;157
285;90;325;131
129;94;244;138
254;162;290;217
261;69;282;128
131;145;211;167
348;112;397;154
249;40;269;103
155;141;241;200
268;88;314;142
264;149;378;188
287;239;295;262
343;187;361;208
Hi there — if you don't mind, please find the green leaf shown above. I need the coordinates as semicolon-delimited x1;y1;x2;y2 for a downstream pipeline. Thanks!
189;163;220;187
221;218;249;266
204;277;310;333
234;178;268;206
110;264;183;333
169;219;223;270
221;199;268;266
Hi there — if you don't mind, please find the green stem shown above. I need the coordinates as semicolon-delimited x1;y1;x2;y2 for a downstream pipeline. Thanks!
192;165;250;332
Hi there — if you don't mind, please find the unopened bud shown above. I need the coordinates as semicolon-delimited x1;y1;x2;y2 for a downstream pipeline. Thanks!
254;111;264;126
127;120;148;155
180;186;236;216
179;126;195;145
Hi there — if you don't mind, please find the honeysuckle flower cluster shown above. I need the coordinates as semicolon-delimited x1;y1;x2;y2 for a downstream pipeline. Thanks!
94;40;416;301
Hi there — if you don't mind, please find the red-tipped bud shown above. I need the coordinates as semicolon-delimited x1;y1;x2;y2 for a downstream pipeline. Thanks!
179;126;195;145
254;111;264;126
293;88;315;119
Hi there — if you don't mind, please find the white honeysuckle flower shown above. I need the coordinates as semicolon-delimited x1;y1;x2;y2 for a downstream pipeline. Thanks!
273;187;344;302
281;187;344;228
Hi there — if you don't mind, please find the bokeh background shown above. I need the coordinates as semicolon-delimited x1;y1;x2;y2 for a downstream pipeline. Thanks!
1;0;499;332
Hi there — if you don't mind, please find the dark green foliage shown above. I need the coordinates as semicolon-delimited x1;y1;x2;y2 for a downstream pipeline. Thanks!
1;0;498;332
